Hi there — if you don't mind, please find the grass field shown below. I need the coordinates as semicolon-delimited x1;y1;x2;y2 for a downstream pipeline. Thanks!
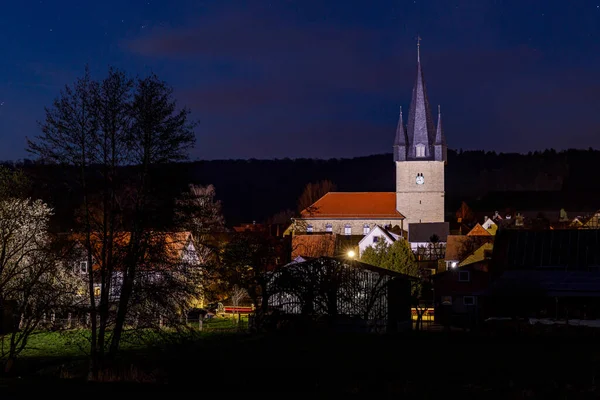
1;316;248;358
3;323;600;396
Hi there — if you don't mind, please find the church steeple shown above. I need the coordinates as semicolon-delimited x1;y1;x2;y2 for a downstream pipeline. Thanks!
405;37;436;160
434;105;447;162
393;106;408;161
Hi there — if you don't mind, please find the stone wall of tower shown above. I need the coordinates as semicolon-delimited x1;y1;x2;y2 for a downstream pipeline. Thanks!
395;160;445;226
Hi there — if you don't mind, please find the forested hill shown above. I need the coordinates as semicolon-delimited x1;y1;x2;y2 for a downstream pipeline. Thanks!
11;148;600;229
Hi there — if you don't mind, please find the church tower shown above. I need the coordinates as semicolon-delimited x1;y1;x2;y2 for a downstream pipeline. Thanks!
394;39;447;227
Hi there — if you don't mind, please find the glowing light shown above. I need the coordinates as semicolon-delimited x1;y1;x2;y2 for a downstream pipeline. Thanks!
451;262;457;268
347;250;356;258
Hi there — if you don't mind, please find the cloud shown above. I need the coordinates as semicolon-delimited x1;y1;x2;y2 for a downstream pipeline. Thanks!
122;4;600;159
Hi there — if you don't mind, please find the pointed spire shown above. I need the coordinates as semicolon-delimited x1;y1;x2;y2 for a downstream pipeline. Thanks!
406;36;435;159
394;106;407;145
434;104;447;162
393;106;408;161
435;105;444;145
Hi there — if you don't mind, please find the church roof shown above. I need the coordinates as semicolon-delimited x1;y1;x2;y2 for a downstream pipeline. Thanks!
434;105;444;145
394;39;446;162
394;106;407;146
406;40;436;159
300;192;404;219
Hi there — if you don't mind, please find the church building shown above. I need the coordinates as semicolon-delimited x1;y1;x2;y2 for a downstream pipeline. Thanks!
291;41;448;239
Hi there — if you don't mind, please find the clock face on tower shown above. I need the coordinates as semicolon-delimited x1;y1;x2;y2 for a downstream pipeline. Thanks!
416;174;424;185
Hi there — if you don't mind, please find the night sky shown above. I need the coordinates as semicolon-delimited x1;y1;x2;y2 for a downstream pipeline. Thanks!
1;0;600;161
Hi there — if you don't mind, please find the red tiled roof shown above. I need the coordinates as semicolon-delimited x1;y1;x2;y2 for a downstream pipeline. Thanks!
467;223;492;237
67;231;193;271
300;192;404;219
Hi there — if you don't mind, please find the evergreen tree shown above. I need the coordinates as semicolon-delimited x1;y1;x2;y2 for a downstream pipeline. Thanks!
360;239;419;277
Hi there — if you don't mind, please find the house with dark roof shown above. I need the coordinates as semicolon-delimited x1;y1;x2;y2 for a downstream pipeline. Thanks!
486;229;600;320
290;41;448;250
403;222;449;268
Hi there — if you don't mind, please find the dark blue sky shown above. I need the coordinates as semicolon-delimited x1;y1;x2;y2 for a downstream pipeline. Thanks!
1;0;600;161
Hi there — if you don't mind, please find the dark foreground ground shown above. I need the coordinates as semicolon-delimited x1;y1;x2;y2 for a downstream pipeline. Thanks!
3;329;600;397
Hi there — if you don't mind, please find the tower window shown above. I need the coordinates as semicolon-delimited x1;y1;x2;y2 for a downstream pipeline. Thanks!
344;224;351;235
416;144;426;158
307;224;313;233
363;224;370;235
325;223;333;233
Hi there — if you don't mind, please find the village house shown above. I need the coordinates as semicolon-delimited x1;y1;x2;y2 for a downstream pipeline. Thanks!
444;223;494;272
358;225;402;257
407;222;449;261
433;261;490;328
63;231;201;306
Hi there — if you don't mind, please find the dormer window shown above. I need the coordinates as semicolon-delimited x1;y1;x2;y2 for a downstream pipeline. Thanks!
415;144;426;158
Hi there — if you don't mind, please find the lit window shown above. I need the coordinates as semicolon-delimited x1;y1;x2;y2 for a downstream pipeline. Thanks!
363;224;370;235
325;223;333;233
344;224;351;235
94;287;101;297
416;144;425;158
307;224;313;233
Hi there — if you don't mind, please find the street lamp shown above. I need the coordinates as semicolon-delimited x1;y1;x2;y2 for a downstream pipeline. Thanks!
347;250;356;259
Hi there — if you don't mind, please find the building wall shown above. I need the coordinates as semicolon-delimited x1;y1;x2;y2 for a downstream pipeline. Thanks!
434;266;490;315
292;234;337;258
396;160;445;226
292;218;404;236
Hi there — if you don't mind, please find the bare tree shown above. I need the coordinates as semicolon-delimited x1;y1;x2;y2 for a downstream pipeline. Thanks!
220;232;283;330
108;73;196;355
456;201;476;233
26;67;197;375
269;258;396;331
291;234;337;258
267;209;296;225
297;180;336;214
174;184;225;263
27;67;102;375
229;285;247;326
